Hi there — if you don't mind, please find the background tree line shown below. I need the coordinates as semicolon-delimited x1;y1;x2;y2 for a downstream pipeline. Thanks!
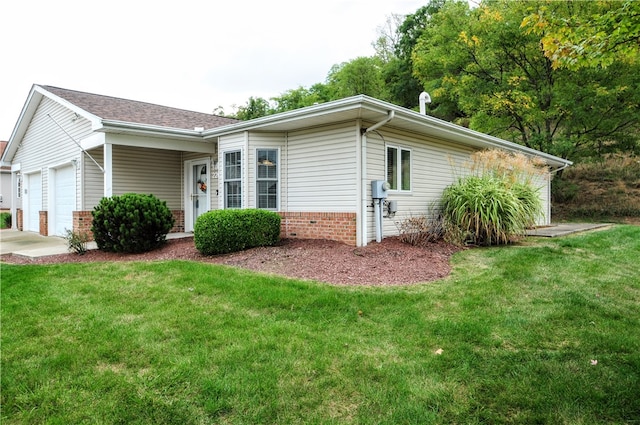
224;0;639;162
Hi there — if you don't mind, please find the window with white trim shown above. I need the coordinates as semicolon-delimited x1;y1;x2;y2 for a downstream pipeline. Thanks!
386;145;411;191
224;150;242;208
256;149;278;210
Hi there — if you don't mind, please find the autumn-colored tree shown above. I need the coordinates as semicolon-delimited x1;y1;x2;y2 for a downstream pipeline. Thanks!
411;0;640;159
522;0;640;69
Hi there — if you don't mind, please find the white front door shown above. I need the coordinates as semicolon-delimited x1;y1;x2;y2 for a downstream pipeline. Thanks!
184;158;212;232
25;172;42;232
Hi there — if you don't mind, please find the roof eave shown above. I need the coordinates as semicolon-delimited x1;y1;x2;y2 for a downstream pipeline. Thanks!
392;107;572;168
202;96;377;139
98;119;207;141
202;94;571;169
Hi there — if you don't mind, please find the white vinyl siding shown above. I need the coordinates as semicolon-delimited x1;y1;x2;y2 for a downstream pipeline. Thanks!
12;98;90;215
365;127;475;239
111;145;181;209
286;124;357;212
83;148;104;209
532;173;551;226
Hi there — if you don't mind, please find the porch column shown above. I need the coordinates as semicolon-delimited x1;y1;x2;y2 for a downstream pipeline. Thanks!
104;143;112;197
10;163;20;230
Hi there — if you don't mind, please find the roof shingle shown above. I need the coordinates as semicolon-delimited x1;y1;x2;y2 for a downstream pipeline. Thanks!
41;85;239;130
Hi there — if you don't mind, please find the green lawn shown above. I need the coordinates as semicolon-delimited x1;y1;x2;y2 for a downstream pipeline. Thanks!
2;225;639;424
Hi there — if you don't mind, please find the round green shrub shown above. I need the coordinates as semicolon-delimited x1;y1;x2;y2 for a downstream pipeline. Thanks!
194;209;281;255
91;193;175;253
0;212;11;229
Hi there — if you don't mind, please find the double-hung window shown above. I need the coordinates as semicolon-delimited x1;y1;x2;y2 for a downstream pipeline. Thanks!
256;149;278;210
386;145;411;191
224;150;242;208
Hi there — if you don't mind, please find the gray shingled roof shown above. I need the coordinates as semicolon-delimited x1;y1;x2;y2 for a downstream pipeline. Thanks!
42;85;239;130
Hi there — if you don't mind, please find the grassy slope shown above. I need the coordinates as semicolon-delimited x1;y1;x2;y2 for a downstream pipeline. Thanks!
553;155;640;221
2;225;639;424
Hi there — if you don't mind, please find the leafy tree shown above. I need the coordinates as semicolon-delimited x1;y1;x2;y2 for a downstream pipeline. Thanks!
372;13;404;63
411;0;640;159
326;56;387;99
522;0;640;70
380;1;447;109
234;96;274;120
271;85;331;113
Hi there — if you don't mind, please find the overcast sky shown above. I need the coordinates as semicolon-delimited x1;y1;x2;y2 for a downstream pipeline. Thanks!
0;0;429;140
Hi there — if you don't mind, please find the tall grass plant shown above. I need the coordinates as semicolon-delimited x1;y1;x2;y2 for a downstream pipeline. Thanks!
443;150;546;245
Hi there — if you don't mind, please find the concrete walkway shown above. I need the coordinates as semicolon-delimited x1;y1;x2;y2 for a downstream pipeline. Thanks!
525;222;611;237
0;230;192;259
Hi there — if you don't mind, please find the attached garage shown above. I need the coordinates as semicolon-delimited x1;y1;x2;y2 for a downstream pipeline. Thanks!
25;172;42;233
50;164;76;236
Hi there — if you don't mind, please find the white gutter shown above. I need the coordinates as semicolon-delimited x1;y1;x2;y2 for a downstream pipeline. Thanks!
359;110;395;246
98;119;206;141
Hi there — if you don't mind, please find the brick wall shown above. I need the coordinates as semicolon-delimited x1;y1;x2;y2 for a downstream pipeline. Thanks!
17;209;23;230
71;209;185;240
73;211;94;239
171;209;185;233
39;211;48;236
278;211;357;246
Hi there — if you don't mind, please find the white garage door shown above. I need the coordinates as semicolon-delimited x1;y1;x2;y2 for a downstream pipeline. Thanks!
52;165;76;236
26;172;42;232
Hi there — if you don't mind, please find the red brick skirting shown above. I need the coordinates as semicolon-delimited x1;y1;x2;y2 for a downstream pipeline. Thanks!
39;211;48;236
73;211;94;239
278;211;357;246
71;209;185;240
171;210;185;233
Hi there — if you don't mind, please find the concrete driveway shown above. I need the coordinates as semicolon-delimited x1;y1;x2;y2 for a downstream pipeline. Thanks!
1;230;192;259
0;230;72;257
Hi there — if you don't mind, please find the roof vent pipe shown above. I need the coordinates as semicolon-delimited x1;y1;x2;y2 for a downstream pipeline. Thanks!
419;91;431;115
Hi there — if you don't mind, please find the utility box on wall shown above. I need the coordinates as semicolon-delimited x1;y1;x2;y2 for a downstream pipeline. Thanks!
371;180;390;199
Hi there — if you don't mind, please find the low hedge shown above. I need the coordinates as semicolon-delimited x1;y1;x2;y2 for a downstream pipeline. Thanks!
194;209;281;255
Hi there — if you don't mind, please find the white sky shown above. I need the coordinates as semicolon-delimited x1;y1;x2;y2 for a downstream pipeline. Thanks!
0;0;427;140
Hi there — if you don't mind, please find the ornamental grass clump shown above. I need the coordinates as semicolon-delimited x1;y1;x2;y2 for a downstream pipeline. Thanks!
91;193;175;253
194;209;281;255
442;150;547;246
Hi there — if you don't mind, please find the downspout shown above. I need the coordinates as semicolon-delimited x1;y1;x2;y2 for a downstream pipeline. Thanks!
360;110;395;246
550;163;570;174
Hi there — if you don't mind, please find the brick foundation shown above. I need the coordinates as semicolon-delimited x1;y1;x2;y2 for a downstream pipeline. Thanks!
278;211;357;246
71;209;185;241
17;209;23;230
39;211;48;236
171;209;185;233
73;211;94;239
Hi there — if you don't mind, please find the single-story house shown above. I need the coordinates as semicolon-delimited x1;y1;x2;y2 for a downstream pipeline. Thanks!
1;84;571;246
